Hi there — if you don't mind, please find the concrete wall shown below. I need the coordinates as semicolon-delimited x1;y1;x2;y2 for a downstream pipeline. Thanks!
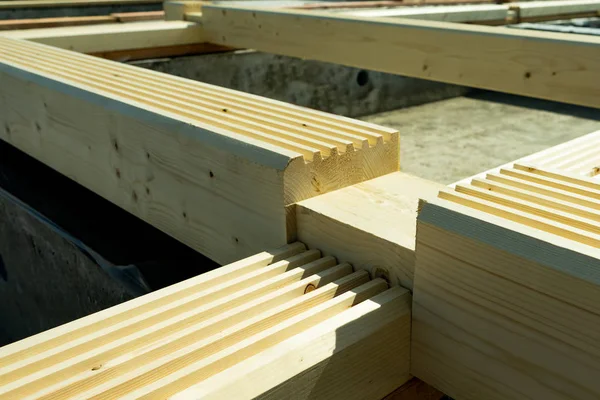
136;50;470;118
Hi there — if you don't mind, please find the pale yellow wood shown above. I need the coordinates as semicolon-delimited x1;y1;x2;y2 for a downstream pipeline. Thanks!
453;130;600;188
1;21;204;54
163;0;204;20
0;0;160;8
172;286;412;400
412;197;600;400
201;5;600;108
341;4;509;23
5;262;354;398
296;172;444;289
0;37;398;263
515;0;600;18
0;250;321;389
52;274;382;399
123;278;388;399
0;243;304;366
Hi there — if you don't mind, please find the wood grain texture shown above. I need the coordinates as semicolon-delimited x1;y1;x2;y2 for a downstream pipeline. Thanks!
297;172;444;289
202;5;600;108
412;172;600;399
0;244;407;399
163;0;205;21
111;10;164;22
0;15;117;30
88;43;232;62
0;37;397;263
171;286;411;400
0;0;160;9
1;21;205;53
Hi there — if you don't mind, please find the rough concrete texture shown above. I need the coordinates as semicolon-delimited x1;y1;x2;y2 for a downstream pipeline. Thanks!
0;195;133;347
362;91;600;184
0;3;161;20
135;50;469;118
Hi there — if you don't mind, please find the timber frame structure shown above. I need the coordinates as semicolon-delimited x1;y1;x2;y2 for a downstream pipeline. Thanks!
0;0;599;399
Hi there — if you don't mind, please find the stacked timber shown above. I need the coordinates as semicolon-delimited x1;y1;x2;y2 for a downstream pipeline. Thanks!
0;243;412;399
521;130;600;178
0;37;399;264
412;161;600;399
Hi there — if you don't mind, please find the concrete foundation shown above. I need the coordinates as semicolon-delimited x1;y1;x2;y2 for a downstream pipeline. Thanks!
136;50;470;118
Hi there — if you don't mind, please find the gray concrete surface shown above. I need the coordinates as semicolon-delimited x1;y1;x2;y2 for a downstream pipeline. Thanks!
362;91;600;184
136;50;469;118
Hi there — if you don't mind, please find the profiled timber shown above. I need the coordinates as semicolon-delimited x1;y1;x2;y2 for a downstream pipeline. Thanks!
202;5;600;108
0;243;412;400
1;20;205;54
296;172;444;289
0;37;398;264
412;166;600;399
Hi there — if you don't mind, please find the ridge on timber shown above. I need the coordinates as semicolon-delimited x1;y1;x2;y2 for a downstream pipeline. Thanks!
0;37;399;264
0;243;412;399
0;37;396;163
412;161;600;399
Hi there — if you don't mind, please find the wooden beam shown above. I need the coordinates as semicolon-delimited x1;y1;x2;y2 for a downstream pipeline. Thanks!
171;286;411;400
514;0;600;19
0;37;398;263
412;166;600;399
0;11;165;31
296;172;444;290
291;0;501;10
111;10;165;22
1;20;204;54
0;0;161;9
0;243;410;399
341;4;509;23
164;0;205;21
0;15;117;31
88;42;232;62
202;5;600;108
452;130;600;187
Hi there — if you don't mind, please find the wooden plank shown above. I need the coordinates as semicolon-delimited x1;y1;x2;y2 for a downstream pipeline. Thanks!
0;243;304;366
0;0;161;9
514;0;600;18
412;160;600;399
0;15;117;31
296;172;444;289
111;10;164;22
341;4;509;23
201;5;600;108
292;0;499;10
0;244;410;399
171;286;412;400
412;197;600;400
88;42;232;62
163;0;205;20
0;37;398;263
1;21;205;54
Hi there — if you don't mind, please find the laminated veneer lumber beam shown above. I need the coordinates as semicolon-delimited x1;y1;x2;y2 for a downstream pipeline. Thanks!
412;166;600;400
1;20;204;54
0;37;399;264
202;5;600;108
0;243;412;399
